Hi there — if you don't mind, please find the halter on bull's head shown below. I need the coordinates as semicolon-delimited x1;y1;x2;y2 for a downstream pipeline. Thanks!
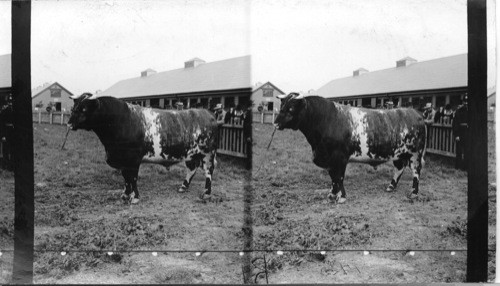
67;92;100;131
274;92;306;130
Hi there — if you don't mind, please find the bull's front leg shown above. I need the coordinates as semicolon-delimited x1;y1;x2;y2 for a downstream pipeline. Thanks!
121;167;140;204
327;165;347;204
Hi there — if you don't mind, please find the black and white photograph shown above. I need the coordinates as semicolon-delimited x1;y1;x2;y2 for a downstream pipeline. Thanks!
249;0;495;283
2;0;253;283
0;0;496;284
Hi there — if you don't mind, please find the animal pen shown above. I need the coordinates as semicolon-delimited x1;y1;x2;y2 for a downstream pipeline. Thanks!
32;110;249;159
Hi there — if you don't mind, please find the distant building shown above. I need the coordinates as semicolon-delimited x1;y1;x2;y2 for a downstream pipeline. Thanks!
100;56;251;110
31;82;74;112
251;81;285;112
316;54;468;110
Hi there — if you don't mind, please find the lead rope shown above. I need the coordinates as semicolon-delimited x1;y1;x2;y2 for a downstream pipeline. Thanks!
253;126;277;177
60;125;71;150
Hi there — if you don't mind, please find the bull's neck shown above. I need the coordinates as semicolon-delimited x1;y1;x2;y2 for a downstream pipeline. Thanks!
297;98;337;146
90;100;129;147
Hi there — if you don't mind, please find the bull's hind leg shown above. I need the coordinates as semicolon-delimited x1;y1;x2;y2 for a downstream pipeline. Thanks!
178;159;200;193
121;167;140;204
200;151;216;200
386;159;407;192
408;153;423;199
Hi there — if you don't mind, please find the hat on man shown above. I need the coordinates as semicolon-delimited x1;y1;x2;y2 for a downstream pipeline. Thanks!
424;102;433;109
214;103;223;110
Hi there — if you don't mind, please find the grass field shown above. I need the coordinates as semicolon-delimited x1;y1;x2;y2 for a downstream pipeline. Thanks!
251;122;496;283
31;124;250;283
0;119;496;283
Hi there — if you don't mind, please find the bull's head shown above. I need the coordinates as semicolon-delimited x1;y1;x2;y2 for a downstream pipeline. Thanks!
67;92;100;131
274;92;306;130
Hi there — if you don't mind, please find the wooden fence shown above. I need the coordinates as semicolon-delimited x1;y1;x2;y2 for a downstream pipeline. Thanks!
33;110;70;125
253;111;276;124
217;117;248;158
426;117;455;157
32;111;249;159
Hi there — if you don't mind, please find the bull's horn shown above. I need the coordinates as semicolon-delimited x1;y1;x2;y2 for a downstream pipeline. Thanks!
69;94;83;100
295;92;305;99
87;93;98;100
276;93;288;99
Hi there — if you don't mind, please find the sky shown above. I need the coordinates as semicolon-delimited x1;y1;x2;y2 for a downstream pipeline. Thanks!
0;0;496;95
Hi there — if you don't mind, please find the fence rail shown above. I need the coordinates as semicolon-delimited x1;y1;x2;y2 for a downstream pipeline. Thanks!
427;117;455;157
252;111;276;124
33;110;70;125
217;117;248;158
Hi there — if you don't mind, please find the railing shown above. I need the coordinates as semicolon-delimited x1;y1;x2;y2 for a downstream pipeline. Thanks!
426;117;455;157
217;117;248;158
32;110;70;125
252;111;276;124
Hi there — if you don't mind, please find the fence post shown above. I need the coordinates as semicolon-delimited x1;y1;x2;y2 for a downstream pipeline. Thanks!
49;112;53;125
38;110;41;124
272;111;275;123
60;113;64;125
261;112;264;124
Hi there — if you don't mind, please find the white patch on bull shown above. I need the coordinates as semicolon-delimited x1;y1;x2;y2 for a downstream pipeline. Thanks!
349;109;369;157
142;108;163;159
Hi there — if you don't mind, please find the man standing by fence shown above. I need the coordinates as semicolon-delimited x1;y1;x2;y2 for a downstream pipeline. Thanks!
452;96;468;170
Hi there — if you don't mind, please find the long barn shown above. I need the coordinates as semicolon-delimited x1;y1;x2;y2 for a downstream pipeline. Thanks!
100;56;252;110
316;54;468;110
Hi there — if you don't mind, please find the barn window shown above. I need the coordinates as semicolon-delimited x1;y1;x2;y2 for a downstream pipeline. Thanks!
225;96;235;108
150;98;160;108
435;95;446;109
263;88;273;97
189;98;198;108
50;88;61;98
200;98;209;109
450;94;463;109
361;98;371;108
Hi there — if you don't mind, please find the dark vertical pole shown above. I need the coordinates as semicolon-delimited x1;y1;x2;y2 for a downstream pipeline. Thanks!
11;1;34;284
242;91;253;283
466;0;488;282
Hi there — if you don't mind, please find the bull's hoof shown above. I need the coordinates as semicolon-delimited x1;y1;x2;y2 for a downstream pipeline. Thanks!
407;192;418;200
385;185;396;192
130;198;140;204
327;193;336;202
199;191;212;201
327;193;346;204
121;193;130;201
178;185;188;193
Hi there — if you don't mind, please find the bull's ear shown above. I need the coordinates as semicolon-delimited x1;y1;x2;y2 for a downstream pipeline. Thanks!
86;98;101;111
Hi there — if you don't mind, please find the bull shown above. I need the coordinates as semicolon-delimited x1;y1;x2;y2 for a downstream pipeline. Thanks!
274;93;426;204
68;93;218;204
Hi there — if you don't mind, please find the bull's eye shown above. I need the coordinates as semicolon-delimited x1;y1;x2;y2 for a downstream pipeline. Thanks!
289;108;293;112
82;108;87;112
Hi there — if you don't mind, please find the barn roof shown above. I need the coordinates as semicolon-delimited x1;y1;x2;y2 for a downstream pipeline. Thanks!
100;55;251;99
0;54;11;89
317;53;467;99
31;82;74;99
